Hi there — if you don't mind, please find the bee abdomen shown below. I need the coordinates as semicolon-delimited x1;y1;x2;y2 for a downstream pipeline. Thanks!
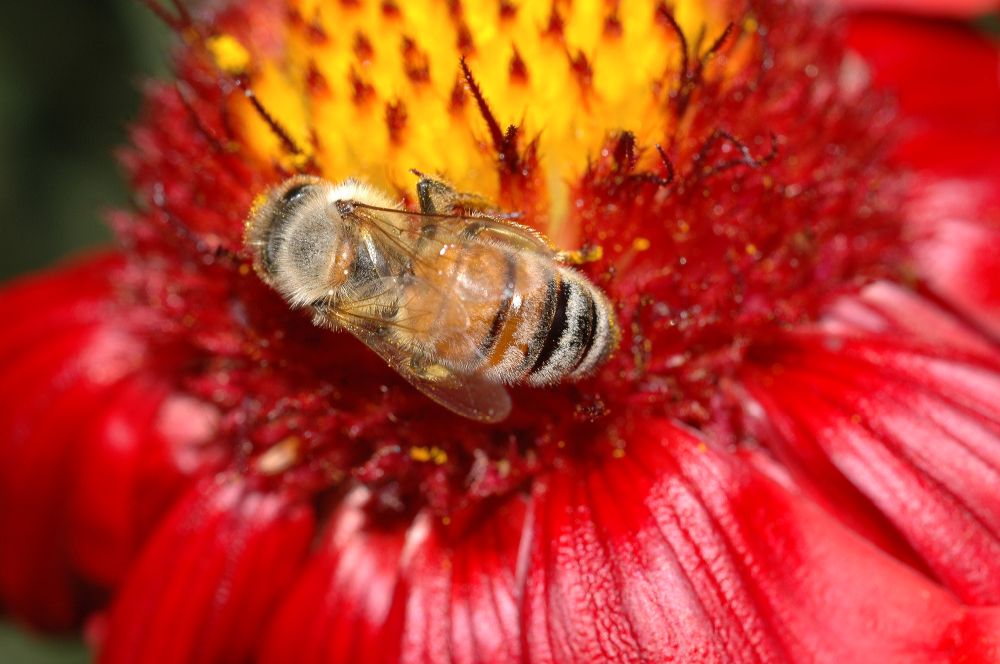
460;249;616;386
520;269;615;386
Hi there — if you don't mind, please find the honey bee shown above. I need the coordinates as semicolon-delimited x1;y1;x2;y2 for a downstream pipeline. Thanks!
244;174;618;422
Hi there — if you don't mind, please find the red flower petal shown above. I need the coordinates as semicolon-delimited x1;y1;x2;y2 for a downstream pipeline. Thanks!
521;421;999;662
257;490;408;663
0;255;223;628
848;15;1000;180
259;489;524;663
260;421;1000;663
823;281;997;356
847;16;1000;336
739;287;1000;604
0;255;137;628
96;476;314;664
907;178;1000;339
67;378;223;589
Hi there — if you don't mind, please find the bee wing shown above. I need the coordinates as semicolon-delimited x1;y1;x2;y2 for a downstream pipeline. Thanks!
337;200;556;260
395;357;512;423
319;303;512;423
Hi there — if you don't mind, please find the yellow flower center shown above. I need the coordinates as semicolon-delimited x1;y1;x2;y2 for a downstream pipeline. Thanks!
215;0;747;241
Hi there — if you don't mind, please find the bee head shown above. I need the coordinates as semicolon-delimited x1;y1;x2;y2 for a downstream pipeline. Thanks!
244;175;341;305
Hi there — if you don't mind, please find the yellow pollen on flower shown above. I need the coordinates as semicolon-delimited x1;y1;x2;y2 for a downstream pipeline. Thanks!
633;237;651;252
496;458;511;477
227;0;742;231
410;445;449;464
256;436;303;475
559;244;604;263
207;33;251;76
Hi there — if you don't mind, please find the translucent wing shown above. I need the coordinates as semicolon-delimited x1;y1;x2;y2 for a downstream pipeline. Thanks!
321;271;487;332
316;301;512;423
335;200;556;262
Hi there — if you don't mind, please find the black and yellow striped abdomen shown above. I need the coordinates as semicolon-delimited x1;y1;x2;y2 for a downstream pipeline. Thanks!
401;239;618;386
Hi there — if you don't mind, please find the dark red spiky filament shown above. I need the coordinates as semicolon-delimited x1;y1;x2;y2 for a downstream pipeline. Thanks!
119;0;905;523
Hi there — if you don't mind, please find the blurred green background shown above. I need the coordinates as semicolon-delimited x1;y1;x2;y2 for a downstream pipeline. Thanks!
0;0;169;282
0;1;997;662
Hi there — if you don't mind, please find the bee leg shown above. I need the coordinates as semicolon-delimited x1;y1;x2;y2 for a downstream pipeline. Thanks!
556;245;604;265
405;354;452;383
414;173;501;217
414;174;455;215
309;305;342;331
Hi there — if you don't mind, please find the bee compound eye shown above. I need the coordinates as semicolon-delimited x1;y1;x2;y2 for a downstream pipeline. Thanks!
281;183;312;206
260;183;316;274
263;224;283;275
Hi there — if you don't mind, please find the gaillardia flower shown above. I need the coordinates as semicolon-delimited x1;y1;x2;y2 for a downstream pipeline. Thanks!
3;0;1000;661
